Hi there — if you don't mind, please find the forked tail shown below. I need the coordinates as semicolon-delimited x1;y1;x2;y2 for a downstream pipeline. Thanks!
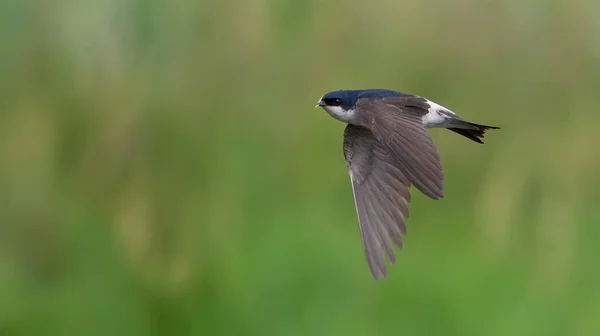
447;121;500;144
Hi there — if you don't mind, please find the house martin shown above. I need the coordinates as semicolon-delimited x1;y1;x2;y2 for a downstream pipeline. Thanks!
316;89;499;279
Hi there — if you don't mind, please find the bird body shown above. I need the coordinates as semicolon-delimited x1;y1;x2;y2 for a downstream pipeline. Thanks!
316;89;499;279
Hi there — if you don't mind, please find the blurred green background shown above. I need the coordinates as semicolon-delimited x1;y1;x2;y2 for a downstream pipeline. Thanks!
2;0;600;335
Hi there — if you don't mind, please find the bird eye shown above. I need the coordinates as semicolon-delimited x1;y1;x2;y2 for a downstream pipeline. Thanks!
324;98;343;106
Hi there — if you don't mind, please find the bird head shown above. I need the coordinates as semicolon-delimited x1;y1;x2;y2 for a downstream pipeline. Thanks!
315;90;361;123
315;90;356;109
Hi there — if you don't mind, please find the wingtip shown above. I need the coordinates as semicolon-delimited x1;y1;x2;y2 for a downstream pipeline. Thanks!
368;265;388;280
424;190;444;200
372;272;385;281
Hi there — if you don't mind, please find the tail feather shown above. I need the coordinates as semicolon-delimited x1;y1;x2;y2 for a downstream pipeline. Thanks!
447;121;500;144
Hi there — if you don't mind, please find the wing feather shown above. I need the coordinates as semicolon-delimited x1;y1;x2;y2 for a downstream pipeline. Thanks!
356;96;445;199
343;125;413;279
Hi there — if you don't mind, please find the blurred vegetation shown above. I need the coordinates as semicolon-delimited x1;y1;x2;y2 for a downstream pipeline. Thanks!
1;0;600;335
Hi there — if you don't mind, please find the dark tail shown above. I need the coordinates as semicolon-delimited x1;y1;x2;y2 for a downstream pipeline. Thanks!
447;122;500;144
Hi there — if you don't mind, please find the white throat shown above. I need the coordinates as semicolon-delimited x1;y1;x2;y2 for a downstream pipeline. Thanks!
323;105;357;124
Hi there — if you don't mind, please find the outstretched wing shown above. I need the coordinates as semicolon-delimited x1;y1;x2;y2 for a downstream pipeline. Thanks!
344;124;413;280
356;96;444;199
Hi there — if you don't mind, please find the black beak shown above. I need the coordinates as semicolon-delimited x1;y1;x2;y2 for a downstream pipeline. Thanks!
315;100;326;108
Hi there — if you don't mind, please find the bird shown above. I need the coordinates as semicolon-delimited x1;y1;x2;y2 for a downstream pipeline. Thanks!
315;89;499;279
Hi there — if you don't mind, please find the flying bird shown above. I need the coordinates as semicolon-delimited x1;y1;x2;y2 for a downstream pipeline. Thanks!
315;89;499;279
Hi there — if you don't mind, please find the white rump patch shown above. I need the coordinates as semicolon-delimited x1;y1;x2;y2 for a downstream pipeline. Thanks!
422;99;456;128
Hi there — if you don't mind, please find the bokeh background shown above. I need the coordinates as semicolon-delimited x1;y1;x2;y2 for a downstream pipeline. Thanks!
2;0;600;335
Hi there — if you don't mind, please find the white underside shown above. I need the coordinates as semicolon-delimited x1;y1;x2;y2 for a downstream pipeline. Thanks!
323;105;358;124
422;99;456;129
